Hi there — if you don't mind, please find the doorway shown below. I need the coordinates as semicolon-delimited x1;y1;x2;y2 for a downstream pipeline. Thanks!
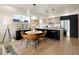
61;20;70;37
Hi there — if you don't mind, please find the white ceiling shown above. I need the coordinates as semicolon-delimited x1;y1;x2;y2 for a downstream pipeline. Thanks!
0;4;79;17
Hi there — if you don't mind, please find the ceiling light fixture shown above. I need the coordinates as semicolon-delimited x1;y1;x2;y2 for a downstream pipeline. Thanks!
49;8;55;16
31;4;38;20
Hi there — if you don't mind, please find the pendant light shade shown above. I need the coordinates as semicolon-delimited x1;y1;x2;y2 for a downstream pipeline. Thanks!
31;15;38;20
31;4;38;20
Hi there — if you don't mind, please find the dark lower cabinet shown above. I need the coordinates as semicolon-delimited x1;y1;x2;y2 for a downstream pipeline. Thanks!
46;30;60;40
16;31;22;40
16;30;29;40
36;29;60;40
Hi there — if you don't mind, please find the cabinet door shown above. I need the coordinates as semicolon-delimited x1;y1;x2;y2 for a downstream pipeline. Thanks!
16;31;22;40
70;15;78;38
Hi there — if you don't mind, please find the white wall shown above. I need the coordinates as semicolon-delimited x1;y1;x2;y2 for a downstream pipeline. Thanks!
0;10;27;42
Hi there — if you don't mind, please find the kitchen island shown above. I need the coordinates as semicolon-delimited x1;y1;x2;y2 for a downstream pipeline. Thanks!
36;27;63;41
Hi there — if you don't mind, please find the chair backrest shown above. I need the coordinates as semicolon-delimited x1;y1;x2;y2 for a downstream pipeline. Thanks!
25;34;39;41
39;30;47;38
21;31;27;39
21;31;39;41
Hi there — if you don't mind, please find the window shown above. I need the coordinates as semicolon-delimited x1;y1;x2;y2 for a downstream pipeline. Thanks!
13;15;30;23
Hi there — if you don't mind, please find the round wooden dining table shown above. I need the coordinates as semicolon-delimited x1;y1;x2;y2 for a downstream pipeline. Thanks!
25;30;43;34
25;30;43;47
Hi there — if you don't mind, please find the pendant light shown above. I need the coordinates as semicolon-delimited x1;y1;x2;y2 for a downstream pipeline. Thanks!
31;4;38;20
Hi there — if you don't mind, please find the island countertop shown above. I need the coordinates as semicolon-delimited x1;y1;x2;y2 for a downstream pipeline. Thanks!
35;27;61;31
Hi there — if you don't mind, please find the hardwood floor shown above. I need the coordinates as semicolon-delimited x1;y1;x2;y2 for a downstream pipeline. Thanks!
12;37;79;55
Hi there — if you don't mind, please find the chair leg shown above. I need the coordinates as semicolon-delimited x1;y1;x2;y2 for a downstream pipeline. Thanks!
44;37;48;42
26;41;29;48
21;39;22;45
34;40;37;49
28;41;30;45
37;40;39;46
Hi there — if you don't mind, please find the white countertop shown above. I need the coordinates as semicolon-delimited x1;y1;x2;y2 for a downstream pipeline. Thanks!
36;27;61;30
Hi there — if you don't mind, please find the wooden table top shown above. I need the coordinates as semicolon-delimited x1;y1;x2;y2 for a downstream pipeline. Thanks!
25;30;43;34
